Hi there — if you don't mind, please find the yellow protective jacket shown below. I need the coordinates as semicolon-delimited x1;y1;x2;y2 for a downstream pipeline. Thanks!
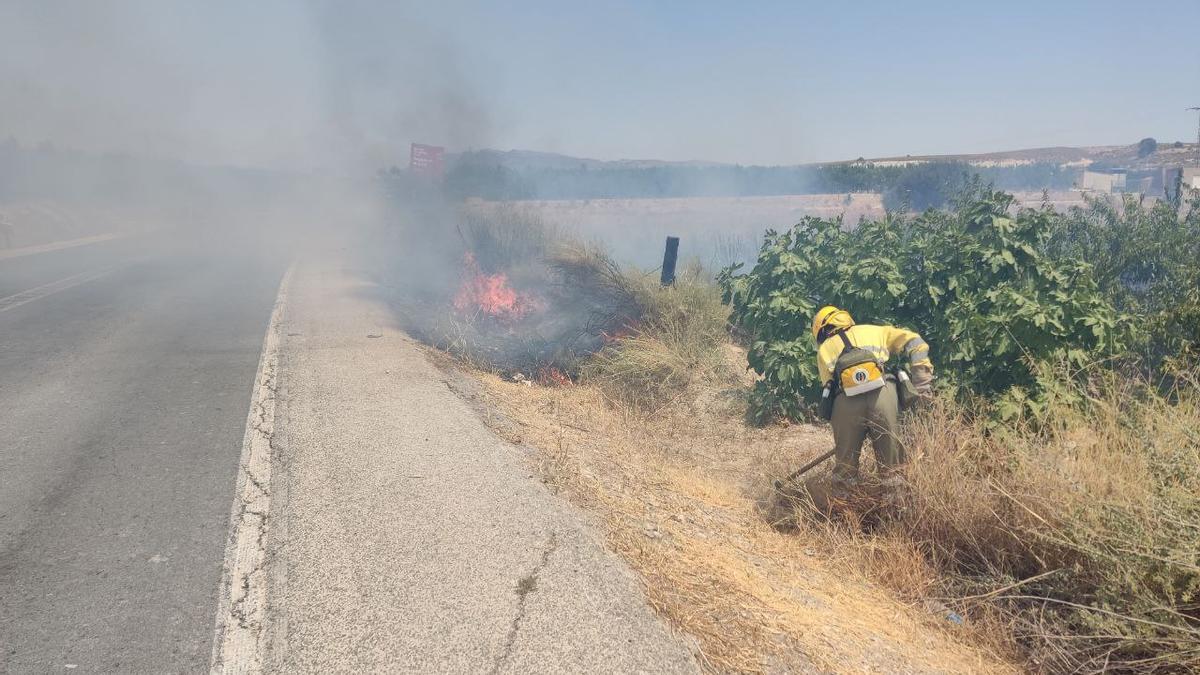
816;324;932;384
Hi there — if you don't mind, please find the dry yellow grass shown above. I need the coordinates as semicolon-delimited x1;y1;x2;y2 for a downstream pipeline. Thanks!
463;359;1015;674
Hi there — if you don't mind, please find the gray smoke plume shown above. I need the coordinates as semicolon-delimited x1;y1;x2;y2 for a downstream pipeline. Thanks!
0;1;493;172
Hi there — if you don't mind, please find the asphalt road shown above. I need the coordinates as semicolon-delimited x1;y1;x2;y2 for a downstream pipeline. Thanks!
0;236;287;672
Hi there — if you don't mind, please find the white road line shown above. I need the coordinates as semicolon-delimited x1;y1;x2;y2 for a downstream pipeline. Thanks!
210;262;294;674
0;268;115;313
0;232;131;261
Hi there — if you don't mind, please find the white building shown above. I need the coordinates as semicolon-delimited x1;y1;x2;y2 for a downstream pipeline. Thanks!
1079;169;1127;193
1184;168;1200;190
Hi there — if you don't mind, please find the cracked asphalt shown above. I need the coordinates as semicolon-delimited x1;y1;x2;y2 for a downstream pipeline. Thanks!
0;236;289;672
268;262;698;673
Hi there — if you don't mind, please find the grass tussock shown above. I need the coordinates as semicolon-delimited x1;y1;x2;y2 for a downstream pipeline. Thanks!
457;201;561;271
549;246;735;411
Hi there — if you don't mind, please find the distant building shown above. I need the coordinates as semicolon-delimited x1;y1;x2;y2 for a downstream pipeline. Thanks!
1080;169;1127;193
1126;167;1171;196
1185;167;1200;191
1165;167;1200;202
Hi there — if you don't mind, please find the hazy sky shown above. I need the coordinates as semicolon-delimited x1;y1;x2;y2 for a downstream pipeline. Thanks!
2;0;1198;168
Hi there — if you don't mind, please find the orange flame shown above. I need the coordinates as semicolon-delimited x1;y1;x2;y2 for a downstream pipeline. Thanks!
453;252;537;321
535;366;572;387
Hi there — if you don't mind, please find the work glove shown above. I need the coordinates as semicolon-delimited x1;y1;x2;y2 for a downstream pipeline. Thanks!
910;365;934;400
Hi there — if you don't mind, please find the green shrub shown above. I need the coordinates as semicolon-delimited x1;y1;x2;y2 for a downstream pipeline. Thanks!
719;188;1132;421
1046;193;1200;369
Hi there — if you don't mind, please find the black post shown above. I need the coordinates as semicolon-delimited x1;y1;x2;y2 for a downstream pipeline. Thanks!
660;236;679;286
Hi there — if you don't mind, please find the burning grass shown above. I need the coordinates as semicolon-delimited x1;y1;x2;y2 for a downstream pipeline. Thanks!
452;251;540;321
411;208;601;374
440;226;736;404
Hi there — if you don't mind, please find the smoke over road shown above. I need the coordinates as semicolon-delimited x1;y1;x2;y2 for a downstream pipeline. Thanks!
0;1;493;171
0;1;516;312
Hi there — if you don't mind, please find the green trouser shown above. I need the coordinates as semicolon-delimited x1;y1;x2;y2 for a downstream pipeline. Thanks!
830;380;904;489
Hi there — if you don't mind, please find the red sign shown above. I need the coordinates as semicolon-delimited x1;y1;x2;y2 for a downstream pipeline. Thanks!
409;143;444;176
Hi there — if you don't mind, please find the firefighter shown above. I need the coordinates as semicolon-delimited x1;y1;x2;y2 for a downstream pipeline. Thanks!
811;306;932;495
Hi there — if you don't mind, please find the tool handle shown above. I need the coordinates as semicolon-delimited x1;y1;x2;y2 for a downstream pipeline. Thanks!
785;448;836;483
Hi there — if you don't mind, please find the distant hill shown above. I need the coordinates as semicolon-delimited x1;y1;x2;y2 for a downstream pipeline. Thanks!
446;149;727;172
452;141;1200;172
856;142;1199;171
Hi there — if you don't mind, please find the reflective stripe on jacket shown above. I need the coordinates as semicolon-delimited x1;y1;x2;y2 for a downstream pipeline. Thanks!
816;324;932;384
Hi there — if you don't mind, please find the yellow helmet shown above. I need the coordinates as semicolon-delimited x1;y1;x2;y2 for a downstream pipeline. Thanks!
811;305;854;341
